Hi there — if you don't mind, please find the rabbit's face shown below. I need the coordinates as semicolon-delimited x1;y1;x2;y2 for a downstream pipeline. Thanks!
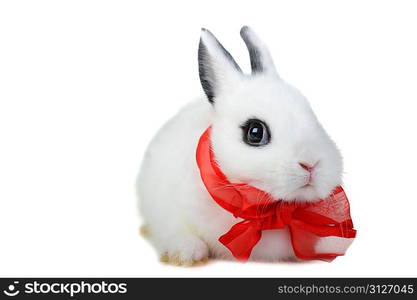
211;75;343;202
199;27;342;202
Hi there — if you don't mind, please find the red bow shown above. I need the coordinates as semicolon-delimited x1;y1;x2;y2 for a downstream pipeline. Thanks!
196;127;356;262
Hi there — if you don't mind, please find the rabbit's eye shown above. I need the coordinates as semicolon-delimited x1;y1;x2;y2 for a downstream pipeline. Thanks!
242;119;270;146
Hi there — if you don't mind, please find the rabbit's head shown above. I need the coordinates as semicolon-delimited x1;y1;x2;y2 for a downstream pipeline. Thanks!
198;26;343;202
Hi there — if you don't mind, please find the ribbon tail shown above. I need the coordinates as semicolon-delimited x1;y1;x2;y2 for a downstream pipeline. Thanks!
288;220;356;262
219;220;262;262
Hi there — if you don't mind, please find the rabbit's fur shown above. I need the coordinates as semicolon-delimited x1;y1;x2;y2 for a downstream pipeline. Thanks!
137;27;343;265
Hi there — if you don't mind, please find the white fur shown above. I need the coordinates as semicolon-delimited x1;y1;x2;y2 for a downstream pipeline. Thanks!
137;27;343;264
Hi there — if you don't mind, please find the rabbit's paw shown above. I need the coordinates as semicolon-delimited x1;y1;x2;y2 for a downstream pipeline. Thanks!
159;235;209;266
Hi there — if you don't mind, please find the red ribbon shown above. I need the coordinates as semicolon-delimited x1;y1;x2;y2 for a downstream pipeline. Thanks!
196;127;356;262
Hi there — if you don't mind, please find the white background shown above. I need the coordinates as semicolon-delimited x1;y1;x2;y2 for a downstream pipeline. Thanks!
1;0;416;277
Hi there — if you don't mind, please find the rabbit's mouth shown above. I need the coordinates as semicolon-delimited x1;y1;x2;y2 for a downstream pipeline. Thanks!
298;183;318;194
293;184;321;202
285;179;341;203
265;184;322;203
270;177;336;203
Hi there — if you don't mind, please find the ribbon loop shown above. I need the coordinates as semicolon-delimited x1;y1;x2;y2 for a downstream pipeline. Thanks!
219;219;263;261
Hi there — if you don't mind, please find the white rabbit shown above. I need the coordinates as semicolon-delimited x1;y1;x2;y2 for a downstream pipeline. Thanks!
137;26;343;265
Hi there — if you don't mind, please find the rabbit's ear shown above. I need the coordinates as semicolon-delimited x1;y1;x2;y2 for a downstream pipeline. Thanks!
240;26;276;75
198;28;242;104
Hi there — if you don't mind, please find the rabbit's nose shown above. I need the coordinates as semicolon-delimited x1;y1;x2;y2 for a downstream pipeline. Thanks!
299;162;314;173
